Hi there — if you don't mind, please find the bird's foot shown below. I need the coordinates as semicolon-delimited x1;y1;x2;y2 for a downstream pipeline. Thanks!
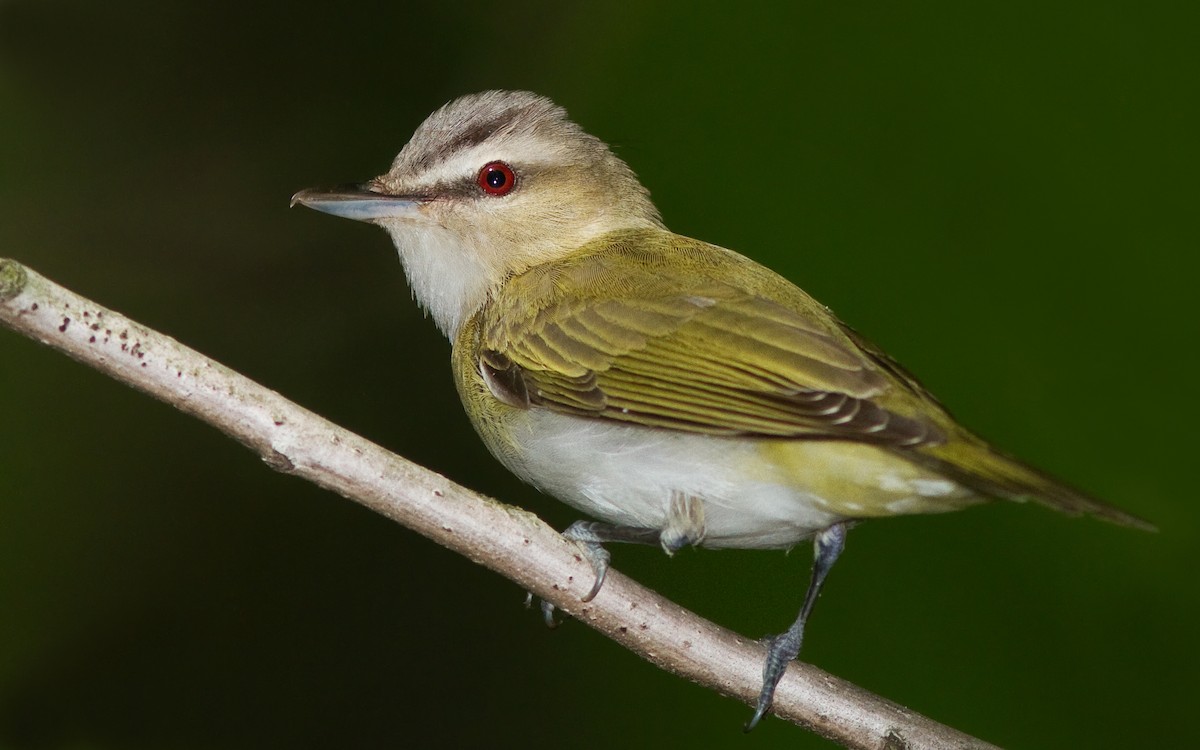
744;521;848;731
745;623;805;731
659;491;707;555
562;521;615;601
528;520;660;630
523;591;560;628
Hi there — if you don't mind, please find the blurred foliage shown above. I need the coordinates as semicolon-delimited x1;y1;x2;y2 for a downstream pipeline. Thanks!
0;1;1196;748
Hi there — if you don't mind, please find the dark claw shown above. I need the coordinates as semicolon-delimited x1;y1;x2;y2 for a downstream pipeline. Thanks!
745;629;803;731
562;521;614;602
581;551;609;602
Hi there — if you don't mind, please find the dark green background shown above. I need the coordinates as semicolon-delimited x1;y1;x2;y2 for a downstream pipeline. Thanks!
1;2;1195;748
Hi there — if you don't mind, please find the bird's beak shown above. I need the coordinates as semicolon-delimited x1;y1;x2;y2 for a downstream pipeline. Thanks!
290;184;423;223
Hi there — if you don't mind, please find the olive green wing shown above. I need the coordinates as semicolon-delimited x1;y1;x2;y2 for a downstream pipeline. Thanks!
471;229;945;446
463;228;1152;529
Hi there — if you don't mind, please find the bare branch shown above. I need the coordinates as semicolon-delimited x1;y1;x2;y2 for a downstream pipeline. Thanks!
0;257;999;750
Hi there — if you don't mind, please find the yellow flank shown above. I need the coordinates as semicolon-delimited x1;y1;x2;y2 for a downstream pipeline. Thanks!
752;439;981;517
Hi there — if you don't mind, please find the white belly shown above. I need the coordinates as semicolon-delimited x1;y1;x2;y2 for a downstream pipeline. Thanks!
488;409;976;550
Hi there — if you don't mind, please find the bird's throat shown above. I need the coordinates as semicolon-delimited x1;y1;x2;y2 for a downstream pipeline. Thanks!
386;224;497;338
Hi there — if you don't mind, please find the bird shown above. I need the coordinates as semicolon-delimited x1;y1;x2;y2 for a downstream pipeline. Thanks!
291;90;1150;729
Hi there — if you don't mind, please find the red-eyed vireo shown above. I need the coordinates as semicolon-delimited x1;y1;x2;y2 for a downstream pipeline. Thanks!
292;90;1150;729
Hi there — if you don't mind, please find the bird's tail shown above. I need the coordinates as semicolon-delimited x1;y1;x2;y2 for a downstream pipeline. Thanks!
906;436;1155;531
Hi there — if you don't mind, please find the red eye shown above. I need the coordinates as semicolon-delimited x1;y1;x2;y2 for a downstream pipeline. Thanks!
478;161;516;196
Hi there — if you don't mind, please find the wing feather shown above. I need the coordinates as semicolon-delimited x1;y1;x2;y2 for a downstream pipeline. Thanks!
472;229;946;446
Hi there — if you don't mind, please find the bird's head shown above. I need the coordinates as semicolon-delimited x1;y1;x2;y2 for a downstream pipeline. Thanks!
293;90;663;337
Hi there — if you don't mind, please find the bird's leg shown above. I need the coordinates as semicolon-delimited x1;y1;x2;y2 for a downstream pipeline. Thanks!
659;490;707;555
745;521;848;732
562;520;664;601
539;495;707;626
535;521;661;627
